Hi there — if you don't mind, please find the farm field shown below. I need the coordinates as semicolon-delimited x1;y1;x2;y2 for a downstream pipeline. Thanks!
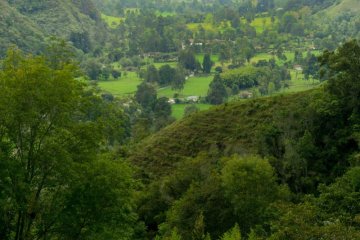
249;16;278;33
158;75;213;98
152;61;178;69
98;72;142;96
282;69;320;93
195;54;219;64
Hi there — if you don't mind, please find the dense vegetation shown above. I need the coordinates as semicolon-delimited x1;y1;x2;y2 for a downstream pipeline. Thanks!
0;0;359;239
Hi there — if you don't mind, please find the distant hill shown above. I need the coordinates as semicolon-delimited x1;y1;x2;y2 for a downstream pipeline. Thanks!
321;0;360;16
0;0;44;55
0;0;107;56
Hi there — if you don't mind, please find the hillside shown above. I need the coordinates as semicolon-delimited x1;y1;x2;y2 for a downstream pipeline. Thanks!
130;90;317;178
321;0;360;16
0;0;106;55
0;0;44;56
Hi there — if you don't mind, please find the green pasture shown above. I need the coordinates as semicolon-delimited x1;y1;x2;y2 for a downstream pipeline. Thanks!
195;54;219;64
158;75;213;98
152;61;178;69
155;11;176;17
98;72;142;96
171;103;212;119
187;23;217;33
101;14;123;29
280;70;320;94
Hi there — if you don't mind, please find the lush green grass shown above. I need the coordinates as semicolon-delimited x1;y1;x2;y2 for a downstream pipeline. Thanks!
187;22;217;33
152;62;178;69
251;50;322;65
250;16;277;34
281;70;320;94
98;72;142;96
155;10;176;17
158;75;213;98
322;0;360;16
101;13;123;29
250;53;275;64
195;54;219;64
171;103;212;119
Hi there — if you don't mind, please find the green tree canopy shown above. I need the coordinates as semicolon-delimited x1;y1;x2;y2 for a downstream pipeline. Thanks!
0;48;138;239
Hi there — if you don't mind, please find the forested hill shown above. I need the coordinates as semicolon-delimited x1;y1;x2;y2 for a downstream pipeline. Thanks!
320;0;360;16
0;0;106;56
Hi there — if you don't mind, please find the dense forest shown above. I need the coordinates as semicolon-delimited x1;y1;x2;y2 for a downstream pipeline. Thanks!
0;0;359;239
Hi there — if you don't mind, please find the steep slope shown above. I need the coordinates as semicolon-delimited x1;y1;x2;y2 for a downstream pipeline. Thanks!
321;0;360;16
0;0;44;55
0;0;106;55
130;90;317;178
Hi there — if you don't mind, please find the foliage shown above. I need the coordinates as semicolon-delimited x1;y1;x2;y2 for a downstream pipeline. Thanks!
220;224;241;240
0;48;139;239
202;53;214;74
206;74;228;105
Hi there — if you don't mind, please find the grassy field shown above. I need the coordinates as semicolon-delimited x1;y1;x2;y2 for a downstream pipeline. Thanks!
152;61;178;69
101;14;123;29
250;16;277;34
251;50;322;65
195;54;219;64
98;72;142;96
187;22;217;33
158;75;213;98
171;103;212;119
155;10;176;17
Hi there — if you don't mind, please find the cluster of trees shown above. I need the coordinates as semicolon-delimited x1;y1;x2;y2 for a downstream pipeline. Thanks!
220;63;290;96
142;64;186;91
134;81;175;135
0;45;143;239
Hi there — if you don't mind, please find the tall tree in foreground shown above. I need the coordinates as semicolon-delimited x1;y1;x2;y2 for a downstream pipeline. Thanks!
0;48;138;239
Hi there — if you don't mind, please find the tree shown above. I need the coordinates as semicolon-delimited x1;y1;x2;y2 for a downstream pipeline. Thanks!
192;212;207;240
154;97;172;119
221;224;241;240
0;48;138;239
202;53;214;74
69;31;92;53
179;50;197;71
135;81;157;111
319;40;360;113
145;64;160;83
159;64;176;86
221;155;286;234
171;67;186;91
303;53;319;81
206;74;228;105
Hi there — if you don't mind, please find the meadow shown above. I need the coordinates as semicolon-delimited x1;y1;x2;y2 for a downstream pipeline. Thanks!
157;75;213;98
171;103;212;119
101;13;123;29
249;16;278;34
98;72;142;96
